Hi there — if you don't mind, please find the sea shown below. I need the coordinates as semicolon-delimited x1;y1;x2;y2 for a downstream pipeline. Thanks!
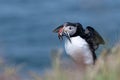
0;0;120;73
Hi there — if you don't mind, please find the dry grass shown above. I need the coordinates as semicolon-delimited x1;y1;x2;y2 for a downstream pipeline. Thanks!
0;43;120;80
0;61;21;80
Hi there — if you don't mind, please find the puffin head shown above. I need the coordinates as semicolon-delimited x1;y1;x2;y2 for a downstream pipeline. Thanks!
53;22;84;42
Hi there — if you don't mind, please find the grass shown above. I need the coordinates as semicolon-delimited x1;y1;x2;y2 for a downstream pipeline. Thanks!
0;43;120;80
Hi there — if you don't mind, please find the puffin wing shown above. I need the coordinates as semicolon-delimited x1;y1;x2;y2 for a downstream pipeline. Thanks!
85;26;105;50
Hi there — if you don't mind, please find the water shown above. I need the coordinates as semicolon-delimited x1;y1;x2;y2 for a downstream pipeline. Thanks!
0;0;120;72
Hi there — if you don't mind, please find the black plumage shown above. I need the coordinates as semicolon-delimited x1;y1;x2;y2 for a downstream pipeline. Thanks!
53;22;105;64
65;23;105;64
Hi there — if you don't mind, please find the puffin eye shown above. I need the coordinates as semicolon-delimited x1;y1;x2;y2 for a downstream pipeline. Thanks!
69;27;72;30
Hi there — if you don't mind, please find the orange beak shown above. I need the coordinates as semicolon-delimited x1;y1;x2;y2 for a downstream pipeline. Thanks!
53;25;64;40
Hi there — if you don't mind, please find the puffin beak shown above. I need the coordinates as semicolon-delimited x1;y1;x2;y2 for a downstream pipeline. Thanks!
53;24;71;42
53;25;64;40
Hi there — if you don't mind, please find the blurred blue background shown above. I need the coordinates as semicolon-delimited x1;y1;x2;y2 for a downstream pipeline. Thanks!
0;0;120;72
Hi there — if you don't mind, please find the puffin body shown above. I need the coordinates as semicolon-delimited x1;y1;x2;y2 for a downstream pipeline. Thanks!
53;22;105;65
65;36;93;64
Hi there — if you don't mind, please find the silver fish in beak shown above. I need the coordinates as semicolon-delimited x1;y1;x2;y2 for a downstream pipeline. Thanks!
53;25;71;42
63;31;71;42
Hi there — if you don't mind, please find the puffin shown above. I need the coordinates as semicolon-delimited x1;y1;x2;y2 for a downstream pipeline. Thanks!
53;22;105;65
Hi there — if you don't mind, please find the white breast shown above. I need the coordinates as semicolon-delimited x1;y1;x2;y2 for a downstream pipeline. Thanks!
65;36;93;64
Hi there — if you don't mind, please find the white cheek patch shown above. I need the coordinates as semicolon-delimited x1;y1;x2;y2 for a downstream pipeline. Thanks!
64;26;77;36
69;27;76;35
